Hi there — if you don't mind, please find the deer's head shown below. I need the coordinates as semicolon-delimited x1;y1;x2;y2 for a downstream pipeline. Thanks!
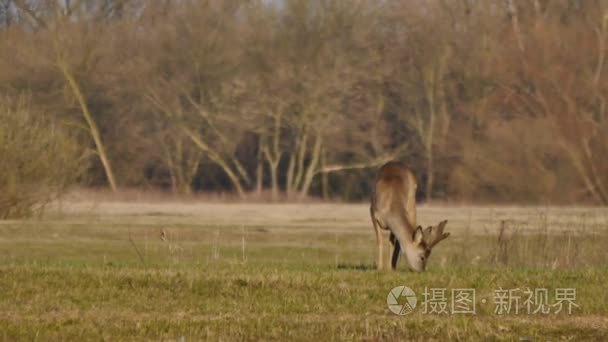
404;220;450;272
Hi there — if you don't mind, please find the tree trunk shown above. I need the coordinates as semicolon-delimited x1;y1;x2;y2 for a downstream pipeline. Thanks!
506;0;525;52
425;147;434;203
166;154;178;194
286;153;296;198
183;128;246;198
210;155;246;199
59;62;118;192
262;142;281;201
293;130;309;192
255;143;263;197
422;62;437;203
299;133;322;198
270;161;279;200
321;150;329;199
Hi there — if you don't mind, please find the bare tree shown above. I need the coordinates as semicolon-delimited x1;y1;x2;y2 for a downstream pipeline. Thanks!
497;1;608;204
141;1;253;198
13;0;119;190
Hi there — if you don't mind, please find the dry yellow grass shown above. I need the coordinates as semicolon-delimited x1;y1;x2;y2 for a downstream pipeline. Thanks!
1;200;607;340
55;199;608;233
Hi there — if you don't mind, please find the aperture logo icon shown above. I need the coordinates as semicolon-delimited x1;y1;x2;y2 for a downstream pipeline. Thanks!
387;286;417;315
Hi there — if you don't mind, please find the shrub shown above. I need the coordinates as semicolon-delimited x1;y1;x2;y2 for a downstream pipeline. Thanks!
0;98;83;218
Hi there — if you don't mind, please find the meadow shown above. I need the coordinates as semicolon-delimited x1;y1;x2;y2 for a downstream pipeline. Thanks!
0;200;607;340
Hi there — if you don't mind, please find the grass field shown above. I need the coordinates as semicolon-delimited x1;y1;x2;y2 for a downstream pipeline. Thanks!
1;201;607;340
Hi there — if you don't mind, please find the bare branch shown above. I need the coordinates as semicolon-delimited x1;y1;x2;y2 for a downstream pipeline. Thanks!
13;0;47;29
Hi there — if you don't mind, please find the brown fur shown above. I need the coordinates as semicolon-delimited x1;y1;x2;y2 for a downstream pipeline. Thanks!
370;161;418;270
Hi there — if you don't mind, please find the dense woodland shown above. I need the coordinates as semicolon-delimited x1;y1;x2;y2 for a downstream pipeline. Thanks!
1;0;607;214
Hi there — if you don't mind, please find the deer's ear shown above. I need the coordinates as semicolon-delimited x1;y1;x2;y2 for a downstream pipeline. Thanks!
413;227;424;244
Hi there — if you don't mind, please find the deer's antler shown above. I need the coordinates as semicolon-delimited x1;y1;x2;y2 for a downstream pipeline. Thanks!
424;220;450;249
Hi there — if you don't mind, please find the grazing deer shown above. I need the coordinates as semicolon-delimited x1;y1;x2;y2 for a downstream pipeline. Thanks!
370;161;450;272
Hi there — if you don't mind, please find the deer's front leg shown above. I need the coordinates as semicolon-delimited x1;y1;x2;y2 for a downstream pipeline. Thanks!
371;206;385;270
374;221;384;270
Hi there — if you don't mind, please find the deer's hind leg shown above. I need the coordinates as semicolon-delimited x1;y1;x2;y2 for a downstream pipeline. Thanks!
389;232;401;270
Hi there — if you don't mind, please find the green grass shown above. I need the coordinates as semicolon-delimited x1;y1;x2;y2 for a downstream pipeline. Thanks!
0;203;607;340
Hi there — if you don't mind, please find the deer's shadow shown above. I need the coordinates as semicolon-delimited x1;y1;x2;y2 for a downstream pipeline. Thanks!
336;263;376;271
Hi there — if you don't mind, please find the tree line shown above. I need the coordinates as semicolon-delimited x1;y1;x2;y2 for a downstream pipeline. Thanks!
0;0;607;208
